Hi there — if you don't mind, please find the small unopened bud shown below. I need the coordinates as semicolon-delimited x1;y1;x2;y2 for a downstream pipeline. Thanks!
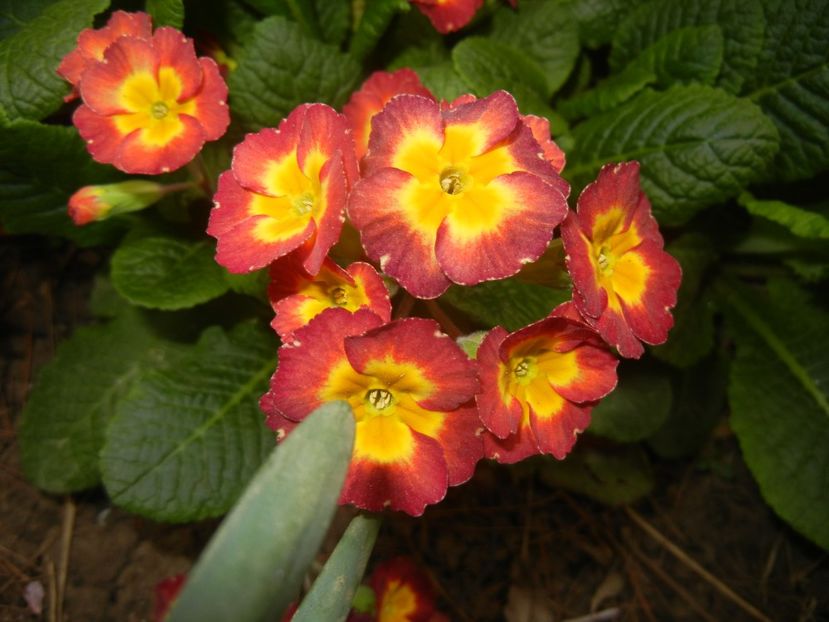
68;180;166;226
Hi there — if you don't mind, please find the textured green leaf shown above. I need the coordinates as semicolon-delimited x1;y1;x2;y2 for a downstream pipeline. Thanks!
19;310;183;493
442;279;571;332
562;25;724;119
556;0;651;48
720;279;829;550
566;85;780;226
610;0;764;94
241;0;320;38
145;0;184;28
785;257;829;282
0;119;124;244
293;514;381;622
0;0;108;120
589;361;673;443
416;62;469;102
111;235;230;310
101;322;278;522
166;402;354;622
390;40;449;71
349;0;409;61
228;16;360;130
490;0;579;97
743;0;829;181
314;0;350;45
739;193;829;240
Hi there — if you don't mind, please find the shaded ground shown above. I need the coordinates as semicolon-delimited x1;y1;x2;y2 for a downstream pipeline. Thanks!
1;236;827;622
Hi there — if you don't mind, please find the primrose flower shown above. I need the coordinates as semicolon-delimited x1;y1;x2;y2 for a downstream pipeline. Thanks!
260;308;482;516
348;91;569;299
57;10;152;101
561;162;682;358
73;27;229;175
268;254;391;340
411;0;484;34
68;180;165;225
343;68;434;161
208;103;359;274
371;558;444;622
477;305;618;463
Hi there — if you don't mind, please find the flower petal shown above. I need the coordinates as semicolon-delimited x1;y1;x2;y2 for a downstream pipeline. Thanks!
483;419;540;465
412;0;484;34
442;90;519;157
115;112;206;174
529;398;592;460
189;58;229;140
80;36;156;115
152;27;204;101
475;327;522;439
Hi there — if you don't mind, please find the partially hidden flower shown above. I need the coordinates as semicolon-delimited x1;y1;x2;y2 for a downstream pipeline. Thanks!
208;103;359;274
68;180;165;225
260;308;482;516
73;27;229;174
57;10;152;101
268;254;391;340
153;574;186;622
522;114;565;174
561;162;682;358
477;303;618;464
371;557;444;622
343;68;434;161
411;0;484;34
348;91;569;299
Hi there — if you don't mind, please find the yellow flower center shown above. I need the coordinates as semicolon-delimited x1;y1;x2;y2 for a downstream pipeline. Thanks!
151;101;169;119
439;166;468;195
366;388;394;412
329;286;348;306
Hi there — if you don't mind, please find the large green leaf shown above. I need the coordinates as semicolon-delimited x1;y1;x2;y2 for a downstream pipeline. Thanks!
166;402;355;622
720;279;829;550
145;0;184;28
416;63;469;102
228;16;360;130
19;310;183;493
565;85;779;226
314;0;349;45
0;0;109;120
0;119;124;244
556;0;651;48
610;0;764;94
743;0;829;181
349;0;409;61
490;0;579;97
100;322;278;522
110;235;230;310
739;193;829;240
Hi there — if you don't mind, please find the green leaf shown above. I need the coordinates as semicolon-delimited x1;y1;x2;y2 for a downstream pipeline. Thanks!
743;0;829;181
166;402;355;622
314;0;350;45
589;360;673;443
556;0;651;48
293;514;381;622
416;63;469;102
562;25;724;119
452;37;552;116
739;193;829;240
565;85;780;226
100;322;278;522
145;0;184;28
719;278;829;550
490;0;579;97
19;310;183;493
110;235;230;310
228;16;361;130
539;444;654;505
610;0;764;94
0;119;124;245
349;0;409;62
0;0;109;120
442;279;571;332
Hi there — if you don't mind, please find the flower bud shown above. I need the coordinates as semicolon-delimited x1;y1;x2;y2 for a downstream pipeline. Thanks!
68;180;165;225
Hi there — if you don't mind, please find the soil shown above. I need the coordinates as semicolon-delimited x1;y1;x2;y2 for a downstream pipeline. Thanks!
1;235;828;622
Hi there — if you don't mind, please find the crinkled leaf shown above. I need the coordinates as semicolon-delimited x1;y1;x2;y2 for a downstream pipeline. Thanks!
720;278;829;550
739;193;829;240
240;0;320;38
557;0;650;48
610;0;764;94
349;0;409;62
743;0;829;181
561;66;654;121
589;360;673;443
390;40;449;71
490;0;579;97
166;402;354;622
19;310;184;493
0;0;109;120
565;85;780;226
442;279;571;332
0;119;124;245
111;235;230;310
145;0;184;28
416;62;469;101
101;322;278;522
228;16;360;130
314;0;349;45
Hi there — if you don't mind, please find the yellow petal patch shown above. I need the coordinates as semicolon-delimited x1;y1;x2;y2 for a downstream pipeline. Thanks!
395;394;444;439
264;153;310;198
354;415;415;463
392;129;443;180
358;357;436;402
536;348;581;388
399;178;452;238
524;378;565;421
610;250;651;307
378;580;418;622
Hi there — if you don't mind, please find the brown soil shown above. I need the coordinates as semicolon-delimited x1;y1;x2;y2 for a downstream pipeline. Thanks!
1;236;827;622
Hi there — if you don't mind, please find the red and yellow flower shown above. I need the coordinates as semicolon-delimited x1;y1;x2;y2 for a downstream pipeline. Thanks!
477;305;618;463
348;91;569;299
371;557;442;622
57;10;153;101
208;103;359;274
260;308;482;516
561;162;682;358
268;255;391;340
411;0;484;34
73;26;229;175
343;68;434;161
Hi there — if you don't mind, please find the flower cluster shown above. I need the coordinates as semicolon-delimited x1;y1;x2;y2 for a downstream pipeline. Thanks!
58;11;229;174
